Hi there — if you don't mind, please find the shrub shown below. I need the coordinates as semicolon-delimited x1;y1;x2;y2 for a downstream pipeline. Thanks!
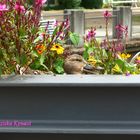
43;5;63;11
0;0;46;75
81;0;103;9
58;0;82;9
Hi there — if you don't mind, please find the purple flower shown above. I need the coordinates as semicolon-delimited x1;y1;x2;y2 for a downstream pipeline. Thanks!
87;27;96;40
126;72;131;76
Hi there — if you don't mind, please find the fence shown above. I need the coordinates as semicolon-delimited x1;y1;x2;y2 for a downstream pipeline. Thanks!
41;7;140;40
132;8;140;37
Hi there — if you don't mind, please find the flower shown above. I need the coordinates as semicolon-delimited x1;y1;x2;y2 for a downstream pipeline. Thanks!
0;4;8;11
115;43;124;52
51;44;64;55
14;2;25;13
88;56;97;66
86;27;96;41
64;18;70;29
35;44;46;54
119;53;131;60
135;56;140;64
103;10;112;20
112;64;122;73
115;24;128;39
35;0;47;6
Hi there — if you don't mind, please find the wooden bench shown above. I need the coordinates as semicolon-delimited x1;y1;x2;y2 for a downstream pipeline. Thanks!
40;19;56;35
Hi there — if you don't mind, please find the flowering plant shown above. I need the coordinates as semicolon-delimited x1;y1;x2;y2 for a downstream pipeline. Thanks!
31;19;71;74
83;10;140;75
0;0;47;75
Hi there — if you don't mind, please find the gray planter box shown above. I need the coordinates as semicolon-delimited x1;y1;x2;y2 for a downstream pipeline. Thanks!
0;75;140;135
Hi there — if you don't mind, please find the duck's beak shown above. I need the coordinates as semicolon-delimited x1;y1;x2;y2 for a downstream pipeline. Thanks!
83;64;104;74
83;64;94;71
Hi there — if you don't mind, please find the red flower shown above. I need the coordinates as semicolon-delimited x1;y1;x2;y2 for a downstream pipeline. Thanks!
103;10;112;20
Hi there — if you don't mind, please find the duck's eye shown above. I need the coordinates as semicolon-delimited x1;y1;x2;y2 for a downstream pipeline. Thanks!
76;59;82;62
55;46;59;48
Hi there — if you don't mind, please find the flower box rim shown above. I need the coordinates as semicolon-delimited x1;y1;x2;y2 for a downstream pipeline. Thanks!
0;75;140;87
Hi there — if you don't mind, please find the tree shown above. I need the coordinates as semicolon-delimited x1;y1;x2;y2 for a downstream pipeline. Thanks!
81;0;103;9
58;0;81;9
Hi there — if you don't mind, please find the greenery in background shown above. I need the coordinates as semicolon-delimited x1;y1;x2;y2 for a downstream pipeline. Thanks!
42;0;104;10
132;15;140;24
81;0;103;9
58;0;82;9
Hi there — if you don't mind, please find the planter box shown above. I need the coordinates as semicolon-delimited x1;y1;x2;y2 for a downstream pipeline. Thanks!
0;75;140;135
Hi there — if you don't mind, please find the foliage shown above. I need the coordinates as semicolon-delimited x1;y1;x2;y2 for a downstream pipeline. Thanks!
31;19;71;74
81;0;103;9
0;0;47;75
58;0;82;9
83;10;140;75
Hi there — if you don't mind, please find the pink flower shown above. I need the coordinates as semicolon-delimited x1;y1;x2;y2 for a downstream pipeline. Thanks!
115;43;124;52
64;19;70;29
87;27;96;39
35;0;47;6
115;24;128;39
103;10;112;20
14;2;25;13
0;4;8;11
101;39;108;49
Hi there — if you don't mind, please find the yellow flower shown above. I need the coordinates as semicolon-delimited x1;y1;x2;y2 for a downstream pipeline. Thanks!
88;56;97;66
136;56;140;61
132;72;136;75
112;64;122;73
51;44;64;55
119;53;131;60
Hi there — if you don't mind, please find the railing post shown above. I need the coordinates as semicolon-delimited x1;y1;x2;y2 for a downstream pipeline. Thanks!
113;7;120;39
113;6;132;39
64;9;85;46
119;6;132;39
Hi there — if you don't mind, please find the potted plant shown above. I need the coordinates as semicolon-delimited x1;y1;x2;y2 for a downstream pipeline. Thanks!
0;0;140;136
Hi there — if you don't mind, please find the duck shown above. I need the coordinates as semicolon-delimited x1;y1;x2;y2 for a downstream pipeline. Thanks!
64;54;104;74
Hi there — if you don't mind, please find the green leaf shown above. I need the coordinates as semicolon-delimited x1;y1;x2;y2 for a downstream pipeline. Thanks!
19;27;26;37
20;53;27;66
53;27;59;36
0;67;2;76
54;58;64;74
30;59;41;69
87;47;94;54
39;54;48;70
69;32;80;46
83;51;88;60
40;54;45;65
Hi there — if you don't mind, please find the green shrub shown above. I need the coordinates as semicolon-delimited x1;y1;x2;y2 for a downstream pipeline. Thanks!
58;0;82;9
81;0;103;9
43;5;63;11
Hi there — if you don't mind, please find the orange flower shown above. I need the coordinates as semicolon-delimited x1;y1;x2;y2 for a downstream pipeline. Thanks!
35;44;46;54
